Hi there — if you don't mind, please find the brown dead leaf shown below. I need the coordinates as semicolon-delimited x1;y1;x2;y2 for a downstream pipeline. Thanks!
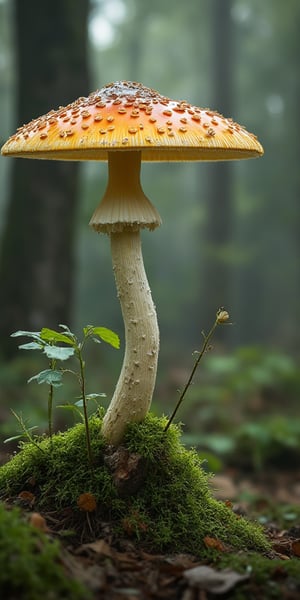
204;536;226;552
139;550;163;561
273;540;290;552
61;549;107;592
276;553;290;561
164;554;201;570
291;540;300;557
29;512;49;532
77;538;114;558
113;552;143;568
122;510;148;536
17;490;35;507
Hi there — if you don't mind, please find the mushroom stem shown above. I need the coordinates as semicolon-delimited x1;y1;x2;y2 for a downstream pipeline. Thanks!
90;151;161;233
102;231;159;445
89;151;161;445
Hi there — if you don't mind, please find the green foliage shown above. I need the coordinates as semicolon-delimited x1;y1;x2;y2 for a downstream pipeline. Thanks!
185;345;299;414
179;345;300;470
185;415;300;473
10;324;120;466
0;503;88;600
233;416;300;471
28;369;64;387
257;502;300;530
0;413;269;556
3;410;41;448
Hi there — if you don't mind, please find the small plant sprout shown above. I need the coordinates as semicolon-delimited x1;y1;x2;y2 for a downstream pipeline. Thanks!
4;409;44;452
11;328;74;441
11;325;120;465
164;309;231;432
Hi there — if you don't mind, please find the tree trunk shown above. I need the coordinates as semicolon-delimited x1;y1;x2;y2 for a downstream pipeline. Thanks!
0;0;90;358
201;0;234;331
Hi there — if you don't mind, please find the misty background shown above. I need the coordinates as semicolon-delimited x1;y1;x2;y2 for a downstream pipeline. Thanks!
0;0;299;469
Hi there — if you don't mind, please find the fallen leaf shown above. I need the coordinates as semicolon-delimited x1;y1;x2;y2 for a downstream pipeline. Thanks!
29;512;49;532
61;549;106;592
164;554;201;570
273;540;290;553
183;565;249;594
17;490;35;507
291;540;300;557
204;536;226;552
77;538;114;558
274;552;290;561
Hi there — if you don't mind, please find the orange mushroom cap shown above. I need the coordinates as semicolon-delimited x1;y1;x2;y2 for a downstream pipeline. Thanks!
1;81;263;162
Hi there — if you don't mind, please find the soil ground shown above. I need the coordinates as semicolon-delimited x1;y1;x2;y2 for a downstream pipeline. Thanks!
4;466;300;600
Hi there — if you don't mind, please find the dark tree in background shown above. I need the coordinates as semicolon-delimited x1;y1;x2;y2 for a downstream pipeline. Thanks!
0;0;90;358
201;0;234;331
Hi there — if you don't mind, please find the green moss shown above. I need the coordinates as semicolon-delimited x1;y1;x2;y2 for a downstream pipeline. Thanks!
214;552;300;599
0;413;270;556
0;503;88;599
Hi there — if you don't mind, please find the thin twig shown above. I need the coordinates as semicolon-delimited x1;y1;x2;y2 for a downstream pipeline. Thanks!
164;309;229;432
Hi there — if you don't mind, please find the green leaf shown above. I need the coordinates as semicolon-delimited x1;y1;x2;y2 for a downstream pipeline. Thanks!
11;330;41;340
18;342;42;351
28;369;63;387
4;434;24;444
58;324;72;333
58;325;77;342
75;393;106;407
4;426;38;443
74;399;84;407
57;403;80;412
40;328;75;346
83;325;94;337
43;345;75;361
85;326;120;349
57;404;84;421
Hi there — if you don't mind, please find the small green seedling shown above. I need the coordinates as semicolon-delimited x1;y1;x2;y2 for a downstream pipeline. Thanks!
11;325;120;466
164;308;231;431
4;410;44;452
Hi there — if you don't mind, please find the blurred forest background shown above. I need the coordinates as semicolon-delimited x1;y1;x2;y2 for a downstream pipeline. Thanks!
0;0;299;471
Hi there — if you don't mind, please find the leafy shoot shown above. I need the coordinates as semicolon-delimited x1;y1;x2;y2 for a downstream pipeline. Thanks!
11;324;120;466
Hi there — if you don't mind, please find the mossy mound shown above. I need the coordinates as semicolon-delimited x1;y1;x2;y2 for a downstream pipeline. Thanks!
0;413;269;556
0;503;88;600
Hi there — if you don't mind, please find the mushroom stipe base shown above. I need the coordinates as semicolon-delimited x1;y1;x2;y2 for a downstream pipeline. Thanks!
0;412;269;556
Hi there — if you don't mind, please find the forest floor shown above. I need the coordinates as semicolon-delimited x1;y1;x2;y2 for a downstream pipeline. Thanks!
9;466;300;600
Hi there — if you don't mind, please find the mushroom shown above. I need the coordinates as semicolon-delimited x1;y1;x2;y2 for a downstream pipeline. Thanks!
1;81;263;445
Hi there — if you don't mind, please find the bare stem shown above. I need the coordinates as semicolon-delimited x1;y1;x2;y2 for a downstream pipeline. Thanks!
47;358;55;442
47;386;53;440
77;348;93;468
164;309;229;432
